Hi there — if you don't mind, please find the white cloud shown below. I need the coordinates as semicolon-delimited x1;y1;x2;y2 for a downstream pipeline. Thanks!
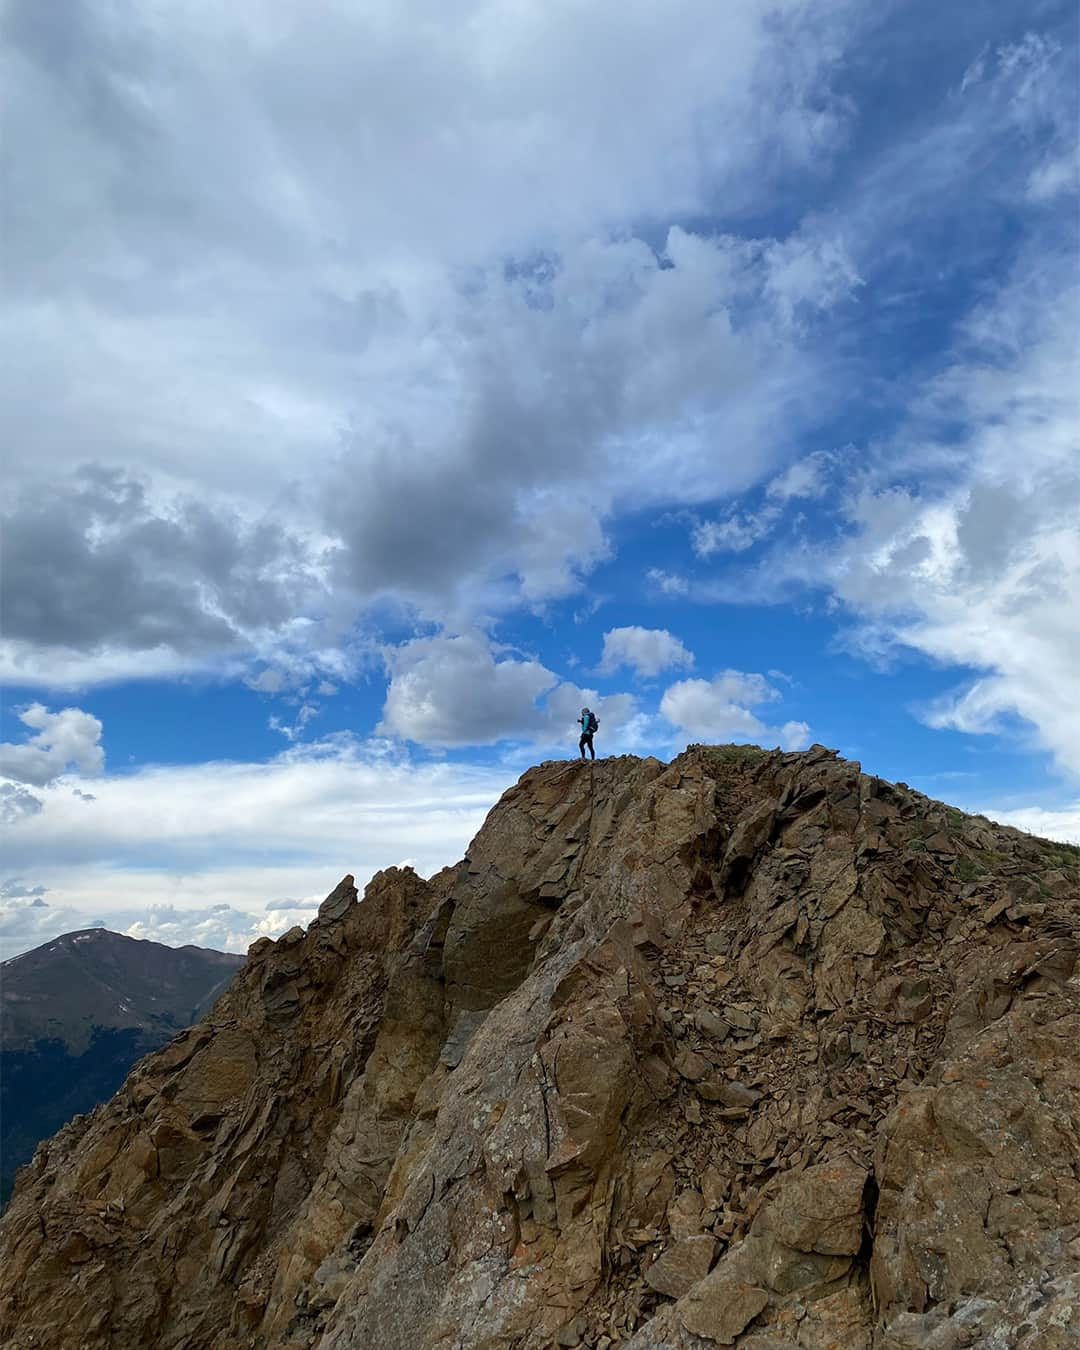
269;702;320;742
246;668;290;694
978;802;1080;847
1027;154;1078;203
690;449;835;558
0;878;48;901
599;627;694;678
660;670;807;748
121;903;317;951
692;509;779;557
1;0;870;679
0;703;104;786
819;27;1077;279
778;720;812;751
828;247;1080;776
0;876;87;964
647;569;690;596
762;233;862;331
0;735;517;960
766;450;834;502
378;631;642;752
538;681;640;751
0;782;44;824
0;639;222;690
379;633;558;748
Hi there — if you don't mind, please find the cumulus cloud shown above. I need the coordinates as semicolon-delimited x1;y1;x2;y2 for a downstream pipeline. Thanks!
0;468;333;684
1;0;870;681
1;878;48;902
981;802;1080;847
122;903;304;952
0;782;44;824
378;631;641;750
0;878;88;963
0;703;104;786
245;669;291;695
379;633;559;748
599;627;694;678
660;671;809;749
320;228;846;615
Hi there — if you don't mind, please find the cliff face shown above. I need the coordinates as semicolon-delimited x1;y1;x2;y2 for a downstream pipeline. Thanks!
1;746;1078;1350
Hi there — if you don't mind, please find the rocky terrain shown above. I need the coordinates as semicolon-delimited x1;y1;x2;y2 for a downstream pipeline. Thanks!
1;745;1078;1348
1;929;243;1209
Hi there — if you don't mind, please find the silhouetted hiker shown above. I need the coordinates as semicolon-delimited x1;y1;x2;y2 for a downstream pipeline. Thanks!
578;707;598;760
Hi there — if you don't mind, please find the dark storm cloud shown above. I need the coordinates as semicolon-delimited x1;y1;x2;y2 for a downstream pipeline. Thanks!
325;232;832;605
1;467;327;656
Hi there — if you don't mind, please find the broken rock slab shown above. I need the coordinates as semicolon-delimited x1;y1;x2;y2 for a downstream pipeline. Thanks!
644;1234;717;1299
678;1272;770;1344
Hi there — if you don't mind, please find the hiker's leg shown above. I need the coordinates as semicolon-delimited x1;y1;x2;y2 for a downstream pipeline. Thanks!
579;733;587;759
587;734;595;760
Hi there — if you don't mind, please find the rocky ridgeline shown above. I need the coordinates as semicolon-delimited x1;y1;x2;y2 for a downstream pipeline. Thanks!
1;746;1078;1349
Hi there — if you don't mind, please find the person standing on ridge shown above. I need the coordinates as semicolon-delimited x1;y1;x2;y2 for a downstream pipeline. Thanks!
578;706;598;760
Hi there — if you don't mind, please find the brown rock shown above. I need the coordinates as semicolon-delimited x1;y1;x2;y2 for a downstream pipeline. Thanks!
698;1079;762;1109
677;1272;769;1343
644;1234;717;1298
668;1189;705;1240
2;748;1077;1350
771;1159;868;1255
673;1048;710;1082
724;1005;757;1030
696;1009;732;1040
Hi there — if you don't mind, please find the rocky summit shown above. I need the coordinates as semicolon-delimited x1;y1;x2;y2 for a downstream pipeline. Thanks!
2;745;1079;1350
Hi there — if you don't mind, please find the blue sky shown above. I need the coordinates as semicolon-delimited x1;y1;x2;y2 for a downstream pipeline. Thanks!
1;0;1077;958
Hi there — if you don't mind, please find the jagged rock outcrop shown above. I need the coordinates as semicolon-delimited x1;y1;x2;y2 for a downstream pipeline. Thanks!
1;746;1078;1349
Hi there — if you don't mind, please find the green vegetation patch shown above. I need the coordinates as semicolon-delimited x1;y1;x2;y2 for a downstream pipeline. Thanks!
974;848;1010;869
704;744;769;765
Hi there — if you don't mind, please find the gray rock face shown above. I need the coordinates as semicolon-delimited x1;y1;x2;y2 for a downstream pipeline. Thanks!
1;746;1078;1349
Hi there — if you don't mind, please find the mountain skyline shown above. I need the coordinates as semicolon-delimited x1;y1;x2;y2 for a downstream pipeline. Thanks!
1;0;1077;959
1;925;243;1206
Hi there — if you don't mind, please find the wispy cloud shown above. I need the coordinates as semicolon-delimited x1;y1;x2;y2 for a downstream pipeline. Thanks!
0;733;515;958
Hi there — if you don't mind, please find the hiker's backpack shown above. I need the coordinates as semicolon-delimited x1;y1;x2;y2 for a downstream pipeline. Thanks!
586;711;599;734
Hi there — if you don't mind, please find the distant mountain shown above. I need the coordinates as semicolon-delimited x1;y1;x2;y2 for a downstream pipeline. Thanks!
1;928;244;1207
